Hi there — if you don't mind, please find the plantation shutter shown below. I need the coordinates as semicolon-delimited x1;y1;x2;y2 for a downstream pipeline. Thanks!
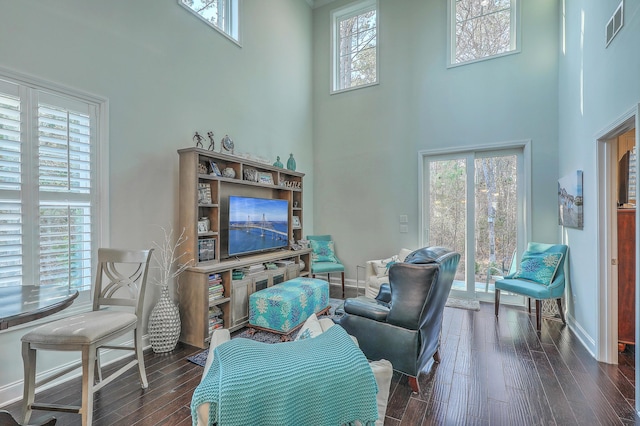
0;80;24;287
37;92;94;289
0;77;98;291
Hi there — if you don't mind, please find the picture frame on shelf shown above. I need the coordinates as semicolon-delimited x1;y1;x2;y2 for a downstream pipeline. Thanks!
209;161;222;177
292;215;301;228
258;172;274;185
198;183;212;204
197;217;210;234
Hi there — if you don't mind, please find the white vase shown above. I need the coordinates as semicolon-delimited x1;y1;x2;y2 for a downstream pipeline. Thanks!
149;286;181;353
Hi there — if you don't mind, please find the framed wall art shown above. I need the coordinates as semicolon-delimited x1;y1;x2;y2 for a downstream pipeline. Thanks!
558;170;583;229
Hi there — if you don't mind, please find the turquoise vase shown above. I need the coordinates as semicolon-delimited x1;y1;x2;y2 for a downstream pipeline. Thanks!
286;154;296;171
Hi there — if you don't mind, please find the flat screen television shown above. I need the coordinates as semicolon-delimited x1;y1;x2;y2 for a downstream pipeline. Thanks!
227;195;289;257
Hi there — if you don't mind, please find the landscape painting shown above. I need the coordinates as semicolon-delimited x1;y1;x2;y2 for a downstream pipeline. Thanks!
558;170;584;229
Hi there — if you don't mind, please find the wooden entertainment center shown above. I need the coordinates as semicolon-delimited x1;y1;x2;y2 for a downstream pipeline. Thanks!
177;148;310;348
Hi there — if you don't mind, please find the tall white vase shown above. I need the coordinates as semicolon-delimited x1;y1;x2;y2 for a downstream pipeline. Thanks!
149;285;181;353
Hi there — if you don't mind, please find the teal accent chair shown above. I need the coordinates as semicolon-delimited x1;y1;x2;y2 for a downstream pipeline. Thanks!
494;242;568;331
307;235;346;297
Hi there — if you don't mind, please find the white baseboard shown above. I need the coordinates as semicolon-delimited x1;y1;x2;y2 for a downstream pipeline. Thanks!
566;312;596;358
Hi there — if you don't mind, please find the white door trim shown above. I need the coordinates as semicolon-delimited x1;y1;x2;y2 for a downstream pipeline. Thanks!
594;103;639;415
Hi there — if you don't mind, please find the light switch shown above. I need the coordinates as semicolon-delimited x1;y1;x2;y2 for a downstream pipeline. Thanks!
399;215;408;223
400;224;409;233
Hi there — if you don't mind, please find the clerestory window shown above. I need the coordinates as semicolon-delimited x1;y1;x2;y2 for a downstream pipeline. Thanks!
331;0;378;94
179;0;241;45
449;0;520;67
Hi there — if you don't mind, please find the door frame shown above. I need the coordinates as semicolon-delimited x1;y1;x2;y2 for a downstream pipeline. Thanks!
595;103;639;414
418;139;532;300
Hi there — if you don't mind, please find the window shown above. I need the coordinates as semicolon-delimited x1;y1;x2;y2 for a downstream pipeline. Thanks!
331;0;378;94
179;0;240;45
0;73;105;291
449;0;520;66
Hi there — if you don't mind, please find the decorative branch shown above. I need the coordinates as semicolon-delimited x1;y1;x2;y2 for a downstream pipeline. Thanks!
151;226;193;287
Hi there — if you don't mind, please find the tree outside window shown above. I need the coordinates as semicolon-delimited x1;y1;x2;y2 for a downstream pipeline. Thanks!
332;1;378;93
179;0;240;44
451;0;519;66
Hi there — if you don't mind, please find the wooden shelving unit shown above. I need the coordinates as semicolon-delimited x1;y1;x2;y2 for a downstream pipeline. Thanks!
177;147;309;348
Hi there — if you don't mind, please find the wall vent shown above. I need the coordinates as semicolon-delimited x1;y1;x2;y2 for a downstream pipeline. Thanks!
606;1;624;47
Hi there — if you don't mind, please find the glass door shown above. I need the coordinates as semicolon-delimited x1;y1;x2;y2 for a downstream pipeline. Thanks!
427;157;468;292
425;149;524;302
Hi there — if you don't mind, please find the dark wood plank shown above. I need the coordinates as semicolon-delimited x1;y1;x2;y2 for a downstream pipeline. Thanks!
399;397;427;425
444;372;469;424
385;374;414;420
421;399;448;426
530;348;579;425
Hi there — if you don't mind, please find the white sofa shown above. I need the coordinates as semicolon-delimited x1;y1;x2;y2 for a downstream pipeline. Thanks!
195;316;393;426
364;248;413;298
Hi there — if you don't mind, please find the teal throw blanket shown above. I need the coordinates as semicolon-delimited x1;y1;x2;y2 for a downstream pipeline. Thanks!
191;325;378;426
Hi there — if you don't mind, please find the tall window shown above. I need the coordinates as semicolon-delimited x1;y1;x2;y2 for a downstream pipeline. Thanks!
179;0;240;44
0;74;104;290
449;0;520;66
331;0;378;94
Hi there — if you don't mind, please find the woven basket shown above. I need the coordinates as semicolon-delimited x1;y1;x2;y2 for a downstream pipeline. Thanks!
149;286;181;353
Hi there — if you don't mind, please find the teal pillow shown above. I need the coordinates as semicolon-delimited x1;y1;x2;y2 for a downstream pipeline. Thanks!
513;251;563;285
385;260;397;272
310;240;338;263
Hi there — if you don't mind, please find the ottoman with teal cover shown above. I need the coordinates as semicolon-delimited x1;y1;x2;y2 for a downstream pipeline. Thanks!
249;277;330;335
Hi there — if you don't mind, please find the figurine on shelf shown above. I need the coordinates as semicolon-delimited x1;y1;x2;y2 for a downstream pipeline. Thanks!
286;153;296;171
193;132;204;148
207;131;215;151
273;156;283;168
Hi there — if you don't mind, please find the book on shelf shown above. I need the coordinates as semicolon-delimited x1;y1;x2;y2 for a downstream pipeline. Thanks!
209;292;224;301
208;306;222;317
208;305;224;332
242;263;265;275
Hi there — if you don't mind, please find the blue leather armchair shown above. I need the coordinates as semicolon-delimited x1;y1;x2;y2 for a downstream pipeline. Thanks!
336;246;460;393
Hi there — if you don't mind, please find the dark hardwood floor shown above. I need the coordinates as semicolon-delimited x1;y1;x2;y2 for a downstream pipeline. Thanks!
2;285;638;425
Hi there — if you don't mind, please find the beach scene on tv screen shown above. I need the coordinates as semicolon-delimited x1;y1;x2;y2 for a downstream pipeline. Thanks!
228;196;289;256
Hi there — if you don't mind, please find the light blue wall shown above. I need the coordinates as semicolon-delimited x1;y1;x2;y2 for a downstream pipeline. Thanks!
0;0;313;403
559;0;640;350
311;0;559;276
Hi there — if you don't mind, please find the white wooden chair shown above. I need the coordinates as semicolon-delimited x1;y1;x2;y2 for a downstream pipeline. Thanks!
21;248;153;426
